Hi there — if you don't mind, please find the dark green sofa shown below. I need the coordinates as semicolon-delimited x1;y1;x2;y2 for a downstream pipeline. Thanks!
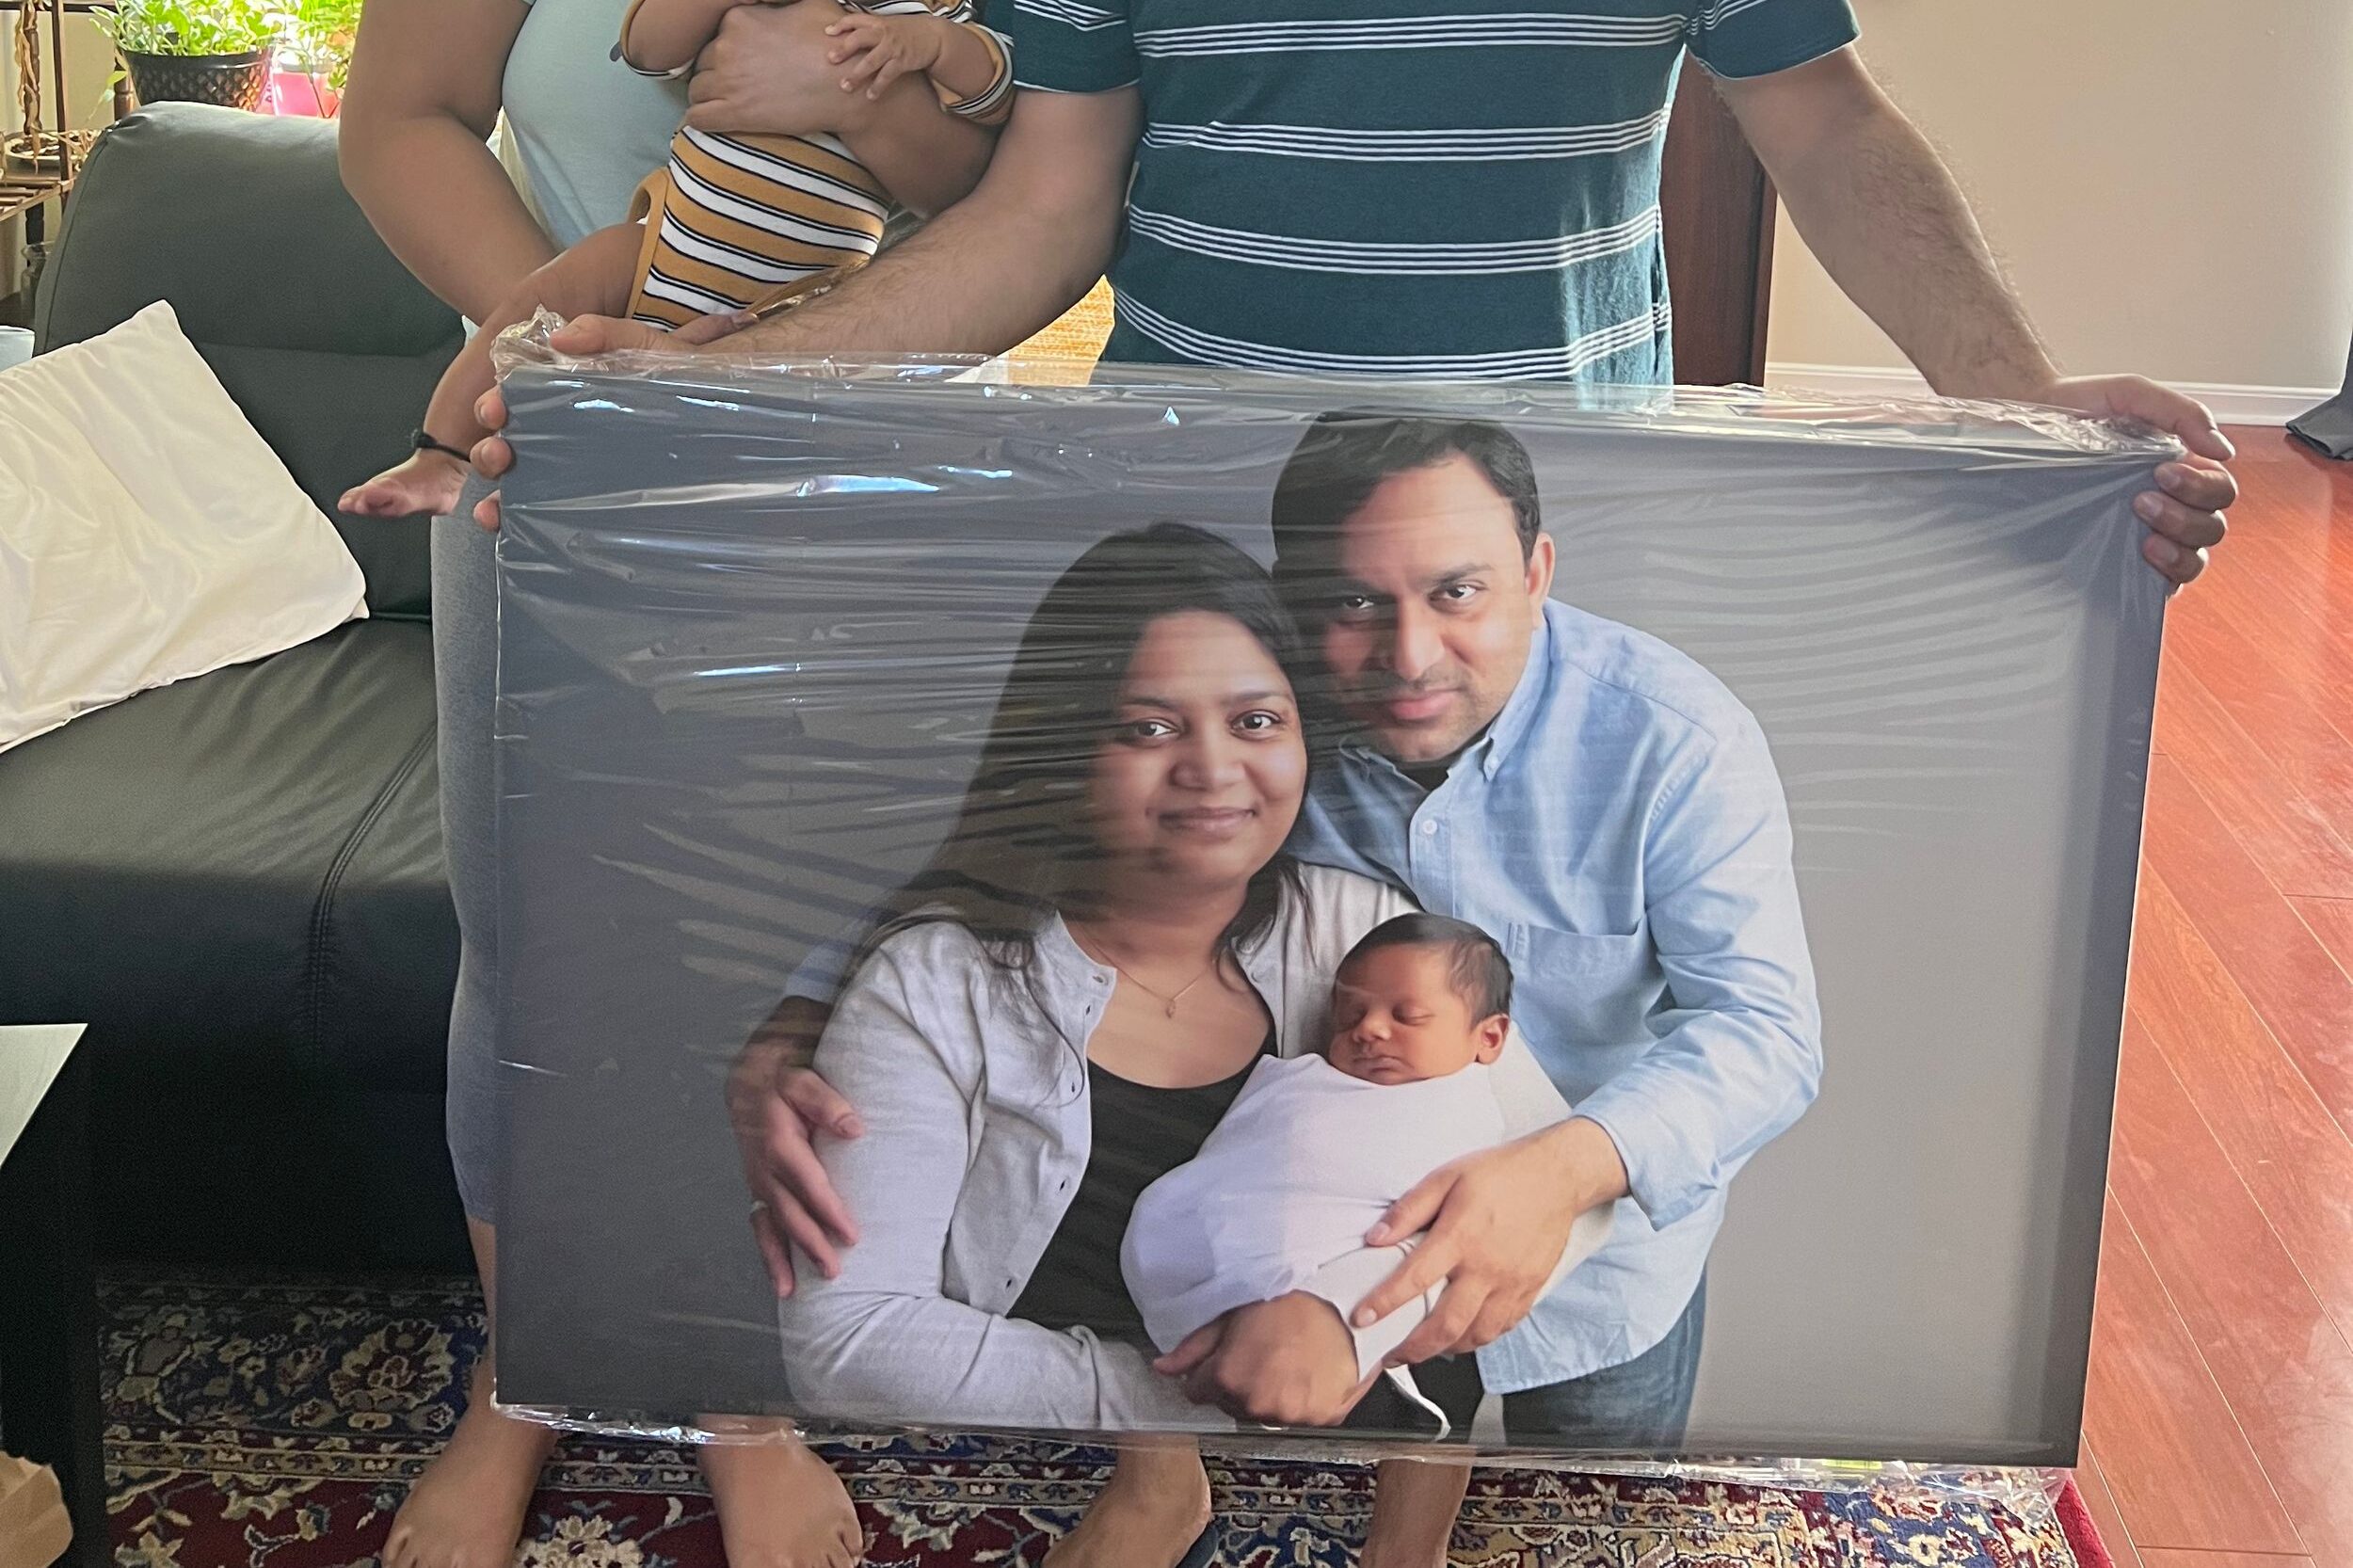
0;104;472;1270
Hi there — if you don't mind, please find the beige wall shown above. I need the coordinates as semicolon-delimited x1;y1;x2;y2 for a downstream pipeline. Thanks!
1765;0;2353;395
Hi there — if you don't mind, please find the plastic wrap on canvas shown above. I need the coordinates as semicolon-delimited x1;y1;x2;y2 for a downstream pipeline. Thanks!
480;321;2173;1507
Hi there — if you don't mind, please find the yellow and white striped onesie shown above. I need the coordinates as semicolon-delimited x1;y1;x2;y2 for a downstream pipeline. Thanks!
616;0;1014;328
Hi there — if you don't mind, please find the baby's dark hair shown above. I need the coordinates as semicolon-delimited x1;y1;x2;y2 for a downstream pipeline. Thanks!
1339;913;1513;1021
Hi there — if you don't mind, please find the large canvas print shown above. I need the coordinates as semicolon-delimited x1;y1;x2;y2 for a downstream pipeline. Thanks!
489;361;2169;1465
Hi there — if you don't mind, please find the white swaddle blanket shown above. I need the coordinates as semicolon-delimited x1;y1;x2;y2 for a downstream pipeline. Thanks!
1122;1043;1612;1432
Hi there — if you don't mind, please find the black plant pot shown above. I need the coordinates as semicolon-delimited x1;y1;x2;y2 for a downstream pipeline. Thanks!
123;47;274;112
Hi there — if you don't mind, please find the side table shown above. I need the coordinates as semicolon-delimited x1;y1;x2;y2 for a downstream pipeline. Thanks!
0;1024;103;1568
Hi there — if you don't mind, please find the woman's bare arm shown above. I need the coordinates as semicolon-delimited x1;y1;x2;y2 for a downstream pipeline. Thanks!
619;0;746;74
338;0;553;323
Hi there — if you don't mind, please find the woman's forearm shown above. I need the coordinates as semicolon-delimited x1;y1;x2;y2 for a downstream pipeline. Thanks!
779;1285;1228;1431
339;114;555;323
621;0;744;73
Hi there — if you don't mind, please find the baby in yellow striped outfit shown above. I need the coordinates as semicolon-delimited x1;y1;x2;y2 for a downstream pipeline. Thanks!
342;0;1013;520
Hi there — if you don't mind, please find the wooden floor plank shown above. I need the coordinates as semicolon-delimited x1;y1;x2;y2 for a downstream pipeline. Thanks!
2074;1439;2146;1568
2292;896;2353;981
2138;753;2353;1132
2106;1022;2353;1565
2155;608;2353;845
2126;872;2353;1341
2080;1195;2300;1553
2092;427;2352;1568
2192;431;2353;646
2152;664;2353;899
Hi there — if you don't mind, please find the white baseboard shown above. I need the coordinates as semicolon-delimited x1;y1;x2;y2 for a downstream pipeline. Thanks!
1762;360;2336;428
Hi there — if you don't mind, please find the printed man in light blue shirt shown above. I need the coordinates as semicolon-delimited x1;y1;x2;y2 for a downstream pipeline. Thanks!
1157;410;1821;1459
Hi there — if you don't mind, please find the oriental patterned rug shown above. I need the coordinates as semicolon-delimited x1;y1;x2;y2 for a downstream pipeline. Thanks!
99;1272;2104;1568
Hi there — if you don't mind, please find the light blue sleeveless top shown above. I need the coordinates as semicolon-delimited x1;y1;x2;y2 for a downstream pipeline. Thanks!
501;0;685;248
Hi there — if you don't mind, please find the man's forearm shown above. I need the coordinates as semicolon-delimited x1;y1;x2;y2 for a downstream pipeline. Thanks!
1754;73;2061;401
725;169;1117;356
1545;1117;1631;1212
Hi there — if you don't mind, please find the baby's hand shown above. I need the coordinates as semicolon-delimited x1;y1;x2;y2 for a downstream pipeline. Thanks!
824;12;946;100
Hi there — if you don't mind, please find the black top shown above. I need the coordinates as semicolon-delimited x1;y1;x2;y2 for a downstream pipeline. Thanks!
1010;1032;1272;1342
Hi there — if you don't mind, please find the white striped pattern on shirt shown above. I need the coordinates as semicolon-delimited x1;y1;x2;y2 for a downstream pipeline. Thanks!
1013;0;1124;31
652;211;834;280
1117;294;1673;378
1124;203;1660;275
1139;108;1669;162
639;266;745;317
665;163;884;249
1689;0;1781;31
1132;11;1689;57
677;128;888;220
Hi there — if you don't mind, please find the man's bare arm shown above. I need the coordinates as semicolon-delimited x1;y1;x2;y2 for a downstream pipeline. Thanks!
1719;45;2236;587
1715;46;2057;401
723;85;1139;355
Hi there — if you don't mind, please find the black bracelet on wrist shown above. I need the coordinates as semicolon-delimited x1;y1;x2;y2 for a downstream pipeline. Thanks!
412;428;472;463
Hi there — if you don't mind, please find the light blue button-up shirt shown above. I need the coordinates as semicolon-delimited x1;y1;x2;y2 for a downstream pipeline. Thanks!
1291;598;1823;1393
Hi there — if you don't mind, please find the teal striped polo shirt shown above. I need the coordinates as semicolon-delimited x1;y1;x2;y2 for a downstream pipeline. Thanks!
1000;0;1858;382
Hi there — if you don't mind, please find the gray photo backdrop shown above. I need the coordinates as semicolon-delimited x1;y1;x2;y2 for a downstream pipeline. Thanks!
491;366;2169;1464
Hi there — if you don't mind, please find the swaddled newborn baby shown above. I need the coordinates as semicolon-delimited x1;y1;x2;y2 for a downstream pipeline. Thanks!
1122;914;1609;1420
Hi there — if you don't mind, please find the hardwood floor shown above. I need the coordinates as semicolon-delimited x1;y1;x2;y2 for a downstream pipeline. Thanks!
2082;428;2353;1568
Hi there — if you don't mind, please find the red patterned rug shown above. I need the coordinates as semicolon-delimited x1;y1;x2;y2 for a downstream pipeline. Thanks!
102;1272;2105;1567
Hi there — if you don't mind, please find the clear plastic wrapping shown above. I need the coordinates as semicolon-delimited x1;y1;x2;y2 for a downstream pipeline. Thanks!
483;325;2170;1508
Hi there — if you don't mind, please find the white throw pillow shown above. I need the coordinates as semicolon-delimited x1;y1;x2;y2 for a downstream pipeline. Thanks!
0;300;368;754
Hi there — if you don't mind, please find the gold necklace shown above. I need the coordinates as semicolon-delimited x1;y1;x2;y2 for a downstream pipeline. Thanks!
1072;929;1225;1018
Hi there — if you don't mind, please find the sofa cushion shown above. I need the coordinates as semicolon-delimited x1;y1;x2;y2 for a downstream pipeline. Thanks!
0;619;456;1095
0;301;371;754
32;104;464;618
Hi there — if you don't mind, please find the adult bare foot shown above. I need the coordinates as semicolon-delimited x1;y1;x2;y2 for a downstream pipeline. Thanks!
699;1433;864;1568
1359;1456;1472;1568
379;1352;557;1568
1043;1445;1213;1568
340;449;469;520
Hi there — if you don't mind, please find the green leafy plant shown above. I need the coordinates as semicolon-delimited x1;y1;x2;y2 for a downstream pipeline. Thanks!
272;0;360;91
92;0;280;56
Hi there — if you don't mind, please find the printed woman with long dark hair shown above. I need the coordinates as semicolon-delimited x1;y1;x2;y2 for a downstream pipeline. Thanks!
773;522;1420;1567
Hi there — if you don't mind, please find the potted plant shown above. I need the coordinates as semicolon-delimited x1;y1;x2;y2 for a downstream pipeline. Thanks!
94;0;282;114
270;0;360;116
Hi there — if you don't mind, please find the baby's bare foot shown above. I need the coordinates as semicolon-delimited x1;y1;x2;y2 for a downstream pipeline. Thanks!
340;450;469;520
700;1432;864;1568
379;1355;557;1568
